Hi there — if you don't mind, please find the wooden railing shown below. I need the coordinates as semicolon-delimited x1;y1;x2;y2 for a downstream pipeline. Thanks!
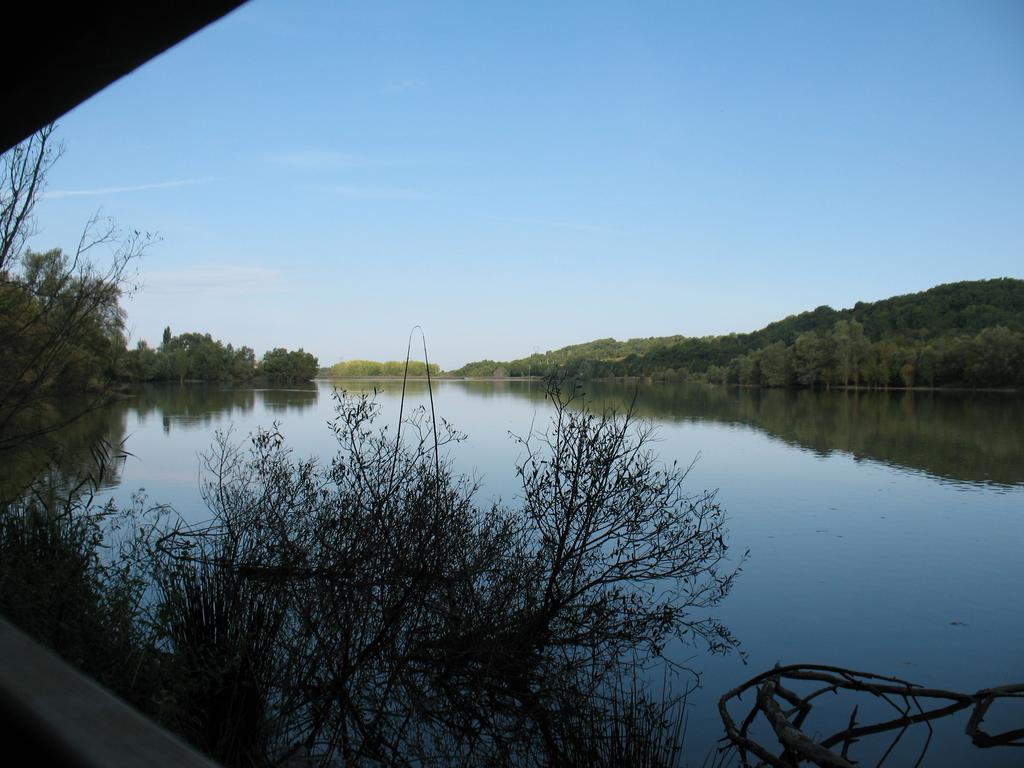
0;617;219;768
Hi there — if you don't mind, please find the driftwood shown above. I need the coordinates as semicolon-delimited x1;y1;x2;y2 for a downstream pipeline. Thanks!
718;664;1024;767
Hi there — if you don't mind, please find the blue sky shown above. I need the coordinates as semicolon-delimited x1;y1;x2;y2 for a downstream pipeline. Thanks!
28;0;1024;369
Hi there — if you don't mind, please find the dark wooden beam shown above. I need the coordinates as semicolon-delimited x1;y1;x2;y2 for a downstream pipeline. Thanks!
0;618;220;767
2;2;247;154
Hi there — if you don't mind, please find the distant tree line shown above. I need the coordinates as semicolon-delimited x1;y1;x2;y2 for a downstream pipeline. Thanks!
326;359;441;377
125;327;318;384
450;279;1024;389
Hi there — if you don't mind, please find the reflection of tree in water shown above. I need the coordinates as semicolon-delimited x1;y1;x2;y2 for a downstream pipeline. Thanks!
488;382;1024;487
257;384;318;413
1;398;130;501
129;385;258;434
333;378;550;402
128;385;316;432
4;385;324;497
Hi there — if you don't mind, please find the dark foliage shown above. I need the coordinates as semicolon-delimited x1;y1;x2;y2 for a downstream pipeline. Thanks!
0;444;157;712
142;383;740;766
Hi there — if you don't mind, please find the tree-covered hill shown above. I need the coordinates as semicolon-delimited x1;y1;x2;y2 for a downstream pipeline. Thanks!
757;277;1024;345
449;279;1024;388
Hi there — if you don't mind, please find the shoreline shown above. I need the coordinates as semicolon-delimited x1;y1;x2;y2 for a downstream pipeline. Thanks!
313;375;1018;393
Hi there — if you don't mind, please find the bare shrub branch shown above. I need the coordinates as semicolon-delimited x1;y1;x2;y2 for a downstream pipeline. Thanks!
146;384;741;766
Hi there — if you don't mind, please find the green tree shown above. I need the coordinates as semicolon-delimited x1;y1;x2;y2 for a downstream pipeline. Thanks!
759;341;789;387
790;332;823;387
969;326;1022;387
127;340;160;381
1;127;151;451
877;341;898;388
126;330;262;383
900;361;915;388
261;347;318;382
736;351;761;386
832;319;869;386
917;344;939;388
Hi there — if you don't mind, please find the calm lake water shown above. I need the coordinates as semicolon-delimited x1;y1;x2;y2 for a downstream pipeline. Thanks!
34;380;1024;765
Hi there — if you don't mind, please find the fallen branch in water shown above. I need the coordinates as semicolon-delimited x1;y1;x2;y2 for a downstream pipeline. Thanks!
718;664;1024;767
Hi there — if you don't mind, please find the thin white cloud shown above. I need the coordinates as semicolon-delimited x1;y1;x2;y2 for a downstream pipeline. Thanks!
545;220;628;236
383;78;421;93
267;151;364;169
42;177;215;199
140;266;283;296
268;150;439;170
325;185;426;201
499;214;630;237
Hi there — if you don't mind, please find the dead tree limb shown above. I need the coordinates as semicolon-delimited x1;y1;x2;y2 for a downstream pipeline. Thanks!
719;664;1024;767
